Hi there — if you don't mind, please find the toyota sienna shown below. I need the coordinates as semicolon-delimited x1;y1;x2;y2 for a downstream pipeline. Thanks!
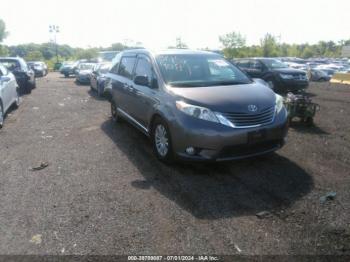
106;49;288;162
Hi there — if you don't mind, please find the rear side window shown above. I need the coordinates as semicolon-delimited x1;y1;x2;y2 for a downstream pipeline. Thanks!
236;60;250;68
251;60;263;69
0;60;20;72
0;64;8;76
118;57;136;79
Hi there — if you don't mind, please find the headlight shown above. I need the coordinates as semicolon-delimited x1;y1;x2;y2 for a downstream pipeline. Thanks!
176;101;234;127
279;73;293;79
275;94;284;113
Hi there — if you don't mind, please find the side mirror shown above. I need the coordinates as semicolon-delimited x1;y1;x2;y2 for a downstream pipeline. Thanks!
134;75;149;86
151;78;158;89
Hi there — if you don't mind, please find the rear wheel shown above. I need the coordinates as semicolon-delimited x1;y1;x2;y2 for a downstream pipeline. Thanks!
152;117;174;163
0;102;4;129
26;82;32;94
31;79;36;89
14;89;20;109
97;83;103;97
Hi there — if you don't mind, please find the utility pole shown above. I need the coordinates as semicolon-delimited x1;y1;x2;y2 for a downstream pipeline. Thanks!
49;25;59;63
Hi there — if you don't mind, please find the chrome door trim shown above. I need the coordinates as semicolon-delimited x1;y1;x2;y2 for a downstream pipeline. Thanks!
117;108;149;133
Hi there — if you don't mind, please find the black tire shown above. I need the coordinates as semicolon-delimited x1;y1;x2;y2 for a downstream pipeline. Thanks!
305;117;314;126
111;100;122;123
0;101;4;129
13;89;20;109
31;79;36;89
151;117;174;163
64;73;69;78
97;83;103;97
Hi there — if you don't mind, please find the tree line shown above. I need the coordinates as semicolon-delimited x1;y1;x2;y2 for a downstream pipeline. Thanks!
219;32;350;59
1;18;349;66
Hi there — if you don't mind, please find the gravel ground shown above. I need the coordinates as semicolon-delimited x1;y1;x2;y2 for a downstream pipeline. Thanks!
0;73;349;255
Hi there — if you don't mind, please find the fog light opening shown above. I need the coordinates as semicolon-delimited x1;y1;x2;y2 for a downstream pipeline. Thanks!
185;147;196;155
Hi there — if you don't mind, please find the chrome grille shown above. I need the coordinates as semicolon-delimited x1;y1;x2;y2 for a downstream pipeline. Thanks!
293;73;307;80
222;106;276;128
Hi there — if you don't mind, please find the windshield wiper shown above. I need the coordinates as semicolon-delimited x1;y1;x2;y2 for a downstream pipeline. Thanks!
169;82;206;87
211;80;250;85
169;80;250;87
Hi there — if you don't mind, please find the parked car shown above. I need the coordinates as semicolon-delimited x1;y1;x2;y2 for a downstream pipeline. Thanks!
0;63;20;128
107;49;288;162
285;62;308;71
235;58;309;93
54;62;63;71
59;61;76;77
315;67;335;78
27;61;48;77
75;63;95;84
307;68;331;82
90;62;112;96
0;57;36;94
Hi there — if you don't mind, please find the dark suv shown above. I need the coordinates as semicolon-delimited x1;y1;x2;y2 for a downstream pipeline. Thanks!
0;57;36;94
235;58;308;93
106;49;288;162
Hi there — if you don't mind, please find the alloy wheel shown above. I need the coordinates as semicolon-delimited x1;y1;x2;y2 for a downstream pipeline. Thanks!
15;90;20;107
111;102;118;121
154;124;169;157
0;103;4;128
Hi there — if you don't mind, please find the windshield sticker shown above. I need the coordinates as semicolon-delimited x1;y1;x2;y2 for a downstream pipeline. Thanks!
211;60;230;67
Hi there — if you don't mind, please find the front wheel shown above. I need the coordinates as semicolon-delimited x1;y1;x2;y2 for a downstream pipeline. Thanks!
152;118;174;163
97;83;103;97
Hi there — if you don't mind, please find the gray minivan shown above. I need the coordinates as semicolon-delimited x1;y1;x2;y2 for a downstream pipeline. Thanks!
106;49;288;162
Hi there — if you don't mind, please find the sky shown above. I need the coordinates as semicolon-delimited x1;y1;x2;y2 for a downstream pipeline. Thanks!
0;0;349;49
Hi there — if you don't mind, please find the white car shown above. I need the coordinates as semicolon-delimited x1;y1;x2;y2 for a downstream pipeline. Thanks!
0;63;20;128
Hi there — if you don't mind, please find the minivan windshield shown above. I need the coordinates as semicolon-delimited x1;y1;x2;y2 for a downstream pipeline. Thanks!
262;59;288;69
78;63;95;70
156;54;251;87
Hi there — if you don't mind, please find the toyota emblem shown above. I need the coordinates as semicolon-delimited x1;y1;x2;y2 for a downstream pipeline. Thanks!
248;105;258;112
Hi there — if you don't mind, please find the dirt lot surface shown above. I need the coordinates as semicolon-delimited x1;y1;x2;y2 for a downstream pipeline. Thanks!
0;73;349;255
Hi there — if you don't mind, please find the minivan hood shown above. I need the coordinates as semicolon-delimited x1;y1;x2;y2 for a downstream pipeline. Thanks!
273;68;306;74
169;82;276;113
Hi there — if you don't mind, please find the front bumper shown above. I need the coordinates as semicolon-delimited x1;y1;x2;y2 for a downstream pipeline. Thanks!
76;75;90;83
276;78;309;92
169;108;288;161
33;69;45;76
60;68;74;75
